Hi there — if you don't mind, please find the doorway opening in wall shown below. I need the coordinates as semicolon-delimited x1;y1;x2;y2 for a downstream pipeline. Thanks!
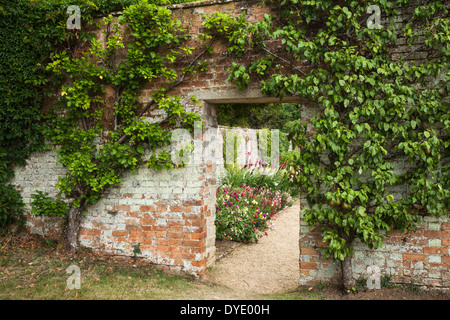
209;101;302;295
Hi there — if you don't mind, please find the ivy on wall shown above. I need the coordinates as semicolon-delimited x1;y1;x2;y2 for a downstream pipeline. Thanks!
28;0;215;253
203;0;449;291
0;0;206;233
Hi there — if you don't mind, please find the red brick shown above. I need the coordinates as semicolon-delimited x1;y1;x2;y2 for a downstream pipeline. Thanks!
166;246;184;253
140;206;155;212
139;244;155;251
153;225;168;232
113;205;130;211
156;205;167;212
129;231;144;238
142;238;154;245
168;220;184;227
169;252;189;260
316;241;330;247
184;233;199;241
300;247;319;255
406;230;424;237
124;218;139;225
80;229;101;236
184;200;204;206
441;222;450;230
112;230;128;237
387;230;403;236
403;253;426;261
300;262;317;270
167;232;184;239
191;260;206;268
429;263;445;268
154;231;167;238
424;230;448;239
126;211;139;217
169;226;184;233
126;224;139;231
168;240;183;246
442;256;450;265
187;219;203;227
140;218;155;226
183;240;202;247
423;247;446;254
300;270;310;276
156;245;166;252
170;206;184;212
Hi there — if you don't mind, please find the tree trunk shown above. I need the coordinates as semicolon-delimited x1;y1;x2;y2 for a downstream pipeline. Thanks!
341;254;356;292
64;201;84;254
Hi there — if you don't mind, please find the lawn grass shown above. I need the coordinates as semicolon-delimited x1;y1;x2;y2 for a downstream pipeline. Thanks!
0;232;322;300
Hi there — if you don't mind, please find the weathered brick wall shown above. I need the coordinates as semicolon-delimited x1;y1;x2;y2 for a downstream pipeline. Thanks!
299;206;450;288
11;0;449;287
297;1;450;289
13;147;216;274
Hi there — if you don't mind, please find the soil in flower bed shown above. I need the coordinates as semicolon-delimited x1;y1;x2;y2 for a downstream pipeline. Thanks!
215;239;243;261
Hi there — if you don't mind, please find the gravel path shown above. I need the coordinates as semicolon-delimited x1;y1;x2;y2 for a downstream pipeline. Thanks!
209;199;300;295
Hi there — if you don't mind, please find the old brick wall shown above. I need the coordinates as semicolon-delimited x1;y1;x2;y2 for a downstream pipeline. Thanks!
299;208;450;288
297;1;450;289
12;0;276;276
11;0;449;286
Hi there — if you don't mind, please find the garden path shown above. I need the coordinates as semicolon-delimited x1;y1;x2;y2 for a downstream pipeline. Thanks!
209;198;300;295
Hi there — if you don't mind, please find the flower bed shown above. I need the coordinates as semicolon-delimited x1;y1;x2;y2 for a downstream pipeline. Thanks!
215;185;293;243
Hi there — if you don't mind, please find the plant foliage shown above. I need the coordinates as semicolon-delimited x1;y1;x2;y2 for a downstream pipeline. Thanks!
0;0;210;244
204;0;449;288
216;184;293;242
